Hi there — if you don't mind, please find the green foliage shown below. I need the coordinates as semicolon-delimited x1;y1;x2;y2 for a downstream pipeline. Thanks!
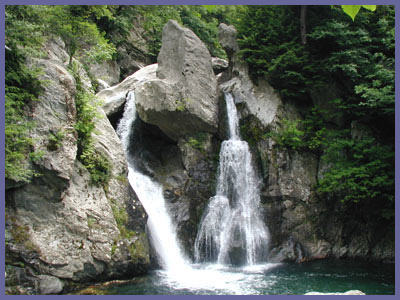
317;132;394;219
300;107;327;152
46;6;116;65
307;6;395;119
128;233;149;264
267;107;326;153
188;137;202;149
187;132;209;154
80;147;112;187
267;119;305;151
341;5;376;21
235;5;394;120
175;98;187;112
87;216;97;229
235;6;312;100
5;5;46;58
47;130;65;151
240;120;265;147
179;5;226;58
100;5;228;62
109;198;136;247
70;62;111;188
5;8;44;183
234;6;394;220
6;5;116;65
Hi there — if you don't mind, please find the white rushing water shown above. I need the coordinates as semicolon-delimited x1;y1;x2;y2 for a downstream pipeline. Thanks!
194;93;270;266
117;91;190;273
116;89;277;294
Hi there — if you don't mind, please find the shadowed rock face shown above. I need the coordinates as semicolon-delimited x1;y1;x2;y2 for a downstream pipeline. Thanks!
135;20;219;141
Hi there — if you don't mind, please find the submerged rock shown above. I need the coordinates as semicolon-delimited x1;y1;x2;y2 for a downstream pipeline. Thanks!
268;236;307;263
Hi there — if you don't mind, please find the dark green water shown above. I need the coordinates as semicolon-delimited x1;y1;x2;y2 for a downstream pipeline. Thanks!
81;260;395;295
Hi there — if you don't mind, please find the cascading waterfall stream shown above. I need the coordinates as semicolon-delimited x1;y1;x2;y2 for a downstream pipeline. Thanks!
117;91;190;273
194;93;270;266
116;87;277;294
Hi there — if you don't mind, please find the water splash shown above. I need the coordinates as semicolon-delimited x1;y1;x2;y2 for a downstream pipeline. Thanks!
195;93;270;266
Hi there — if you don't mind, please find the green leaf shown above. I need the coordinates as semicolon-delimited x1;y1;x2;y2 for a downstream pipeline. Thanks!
362;5;377;11
341;5;361;21
203;5;216;12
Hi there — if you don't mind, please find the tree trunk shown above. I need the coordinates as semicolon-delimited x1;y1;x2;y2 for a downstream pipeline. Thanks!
300;5;307;45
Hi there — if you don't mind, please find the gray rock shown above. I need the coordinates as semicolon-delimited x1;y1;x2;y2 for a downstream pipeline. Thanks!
263;144;318;203
212;57;228;74
5;266;63;295
135;20;218;141
97;64;158;117
116;17;152;79
37;275;63;295
96;79;110;91
89;60;121;89
30;58;78;184
218;23;239;57
5;48;150;291
44;37;70;64
218;23;281;128
268;236;306;263
305;290;366;295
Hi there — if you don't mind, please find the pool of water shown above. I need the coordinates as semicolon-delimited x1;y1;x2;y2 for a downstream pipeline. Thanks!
76;259;395;295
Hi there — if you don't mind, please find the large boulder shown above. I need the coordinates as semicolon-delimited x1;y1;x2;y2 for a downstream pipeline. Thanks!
97;63;158;118
217;23;239;58
135;20;219;141
5;49;150;294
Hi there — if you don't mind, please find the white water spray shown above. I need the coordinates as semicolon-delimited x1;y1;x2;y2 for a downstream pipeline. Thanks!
195;93;270;266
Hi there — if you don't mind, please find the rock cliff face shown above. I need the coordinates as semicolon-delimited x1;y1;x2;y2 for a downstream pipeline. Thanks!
216;23;394;264
5;39;150;295
5;17;393;295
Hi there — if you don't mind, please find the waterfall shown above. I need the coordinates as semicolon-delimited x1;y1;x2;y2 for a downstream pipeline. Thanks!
117;91;190;273
194;93;270;266
116;88;273;293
